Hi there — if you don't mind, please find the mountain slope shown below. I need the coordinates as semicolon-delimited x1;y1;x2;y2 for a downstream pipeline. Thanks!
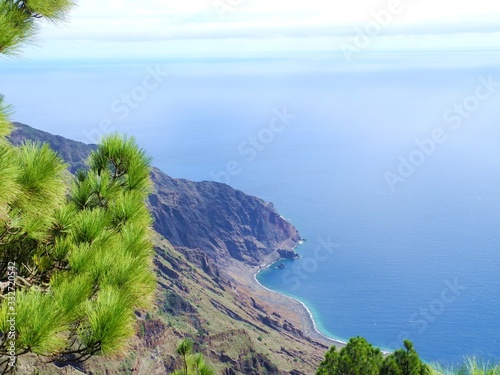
9;123;97;173
9;122;331;374
149;169;301;266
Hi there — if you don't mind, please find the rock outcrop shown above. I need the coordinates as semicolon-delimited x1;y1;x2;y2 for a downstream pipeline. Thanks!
149;168;301;266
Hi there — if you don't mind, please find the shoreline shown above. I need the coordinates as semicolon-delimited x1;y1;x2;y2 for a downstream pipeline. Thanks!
252;252;393;355
247;252;347;349
253;269;347;347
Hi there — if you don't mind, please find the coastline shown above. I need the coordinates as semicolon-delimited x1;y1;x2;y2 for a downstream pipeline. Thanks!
243;251;347;349
251;252;394;356
253;268;346;348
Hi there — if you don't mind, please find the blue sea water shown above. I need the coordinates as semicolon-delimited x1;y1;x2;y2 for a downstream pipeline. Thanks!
2;52;500;365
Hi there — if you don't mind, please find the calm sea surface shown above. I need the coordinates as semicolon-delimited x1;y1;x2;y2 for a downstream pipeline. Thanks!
2;52;500;365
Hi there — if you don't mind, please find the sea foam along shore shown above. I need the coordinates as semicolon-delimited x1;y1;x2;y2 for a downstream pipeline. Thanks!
253;257;394;355
251;257;347;349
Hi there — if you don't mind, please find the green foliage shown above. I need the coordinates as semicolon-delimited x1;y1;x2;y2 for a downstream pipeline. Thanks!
316;336;383;375
0;1;36;56
176;338;194;358
433;358;500;375
0;95;12;137
23;0;73;20
13;141;67;238
172;338;215;375
316;338;430;375
0;0;73;56
0;134;156;370
87;134;152;193
0;289;66;355
316;345;340;375
381;340;431;375
80;286;136;356
0;99;18;206
316;338;500;375
0;139;67;279
51;272;93;320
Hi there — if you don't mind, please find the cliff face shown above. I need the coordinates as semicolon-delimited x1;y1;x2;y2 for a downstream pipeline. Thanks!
10;122;326;375
149;168;301;266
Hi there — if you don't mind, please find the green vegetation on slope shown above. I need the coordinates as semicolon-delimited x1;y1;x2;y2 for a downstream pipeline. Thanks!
0;128;156;371
171;338;215;375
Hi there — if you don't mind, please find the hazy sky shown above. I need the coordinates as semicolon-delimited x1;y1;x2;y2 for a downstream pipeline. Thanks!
21;0;500;59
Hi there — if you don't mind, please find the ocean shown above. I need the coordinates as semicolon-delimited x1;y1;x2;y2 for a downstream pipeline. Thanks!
2;51;500;365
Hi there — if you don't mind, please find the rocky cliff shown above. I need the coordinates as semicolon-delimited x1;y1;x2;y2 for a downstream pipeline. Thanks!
9;122;329;375
149;169;301;266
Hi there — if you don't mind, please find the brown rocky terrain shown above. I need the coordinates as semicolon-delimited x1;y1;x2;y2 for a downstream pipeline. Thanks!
148;168;301;267
9;122;334;374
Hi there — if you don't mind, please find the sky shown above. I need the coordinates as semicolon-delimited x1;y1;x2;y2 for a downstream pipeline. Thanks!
21;0;500;60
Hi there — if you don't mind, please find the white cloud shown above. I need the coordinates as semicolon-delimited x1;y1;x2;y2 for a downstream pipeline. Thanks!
30;0;500;59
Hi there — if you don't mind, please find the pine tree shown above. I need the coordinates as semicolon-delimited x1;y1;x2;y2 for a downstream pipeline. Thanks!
380;340;432;375
0;0;73;56
316;338;433;375
316;337;383;375
316;345;340;375
0;1;156;373
0;131;157;371
172;338;215;375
